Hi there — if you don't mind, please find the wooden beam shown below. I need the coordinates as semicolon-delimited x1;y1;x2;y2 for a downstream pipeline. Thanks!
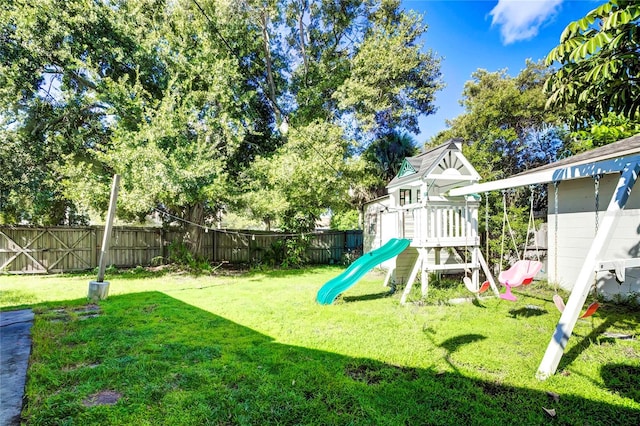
96;175;120;283
536;161;640;379
449;154;640;196
400;249;425;305
595;258;640;283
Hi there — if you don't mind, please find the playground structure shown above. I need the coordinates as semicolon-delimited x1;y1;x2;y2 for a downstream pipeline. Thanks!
320;140;501;305
321;134;640;379
449;133;640;379
316;238;410;305
369;139;500;303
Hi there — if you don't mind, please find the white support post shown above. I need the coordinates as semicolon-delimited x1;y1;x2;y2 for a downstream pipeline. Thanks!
472;247;480;290
537;162;640;379
383;266;395;287
401;249;425;305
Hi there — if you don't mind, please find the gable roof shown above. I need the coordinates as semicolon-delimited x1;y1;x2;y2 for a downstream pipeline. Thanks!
386;139;480;189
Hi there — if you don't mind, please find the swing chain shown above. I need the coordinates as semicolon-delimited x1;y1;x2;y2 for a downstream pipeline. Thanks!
485;194;489;264
593;174;600;234
553;181;559;288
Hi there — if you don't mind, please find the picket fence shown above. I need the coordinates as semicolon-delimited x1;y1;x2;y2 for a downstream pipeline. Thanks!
0;226;362;274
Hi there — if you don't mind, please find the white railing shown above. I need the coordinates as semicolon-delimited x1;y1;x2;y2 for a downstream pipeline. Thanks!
404;201;479;247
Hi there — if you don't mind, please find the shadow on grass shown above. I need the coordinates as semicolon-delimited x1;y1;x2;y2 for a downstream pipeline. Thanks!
601;364;640;403
440;334;487;354
342;291;391;302
22;292;640;425
508;306;549;318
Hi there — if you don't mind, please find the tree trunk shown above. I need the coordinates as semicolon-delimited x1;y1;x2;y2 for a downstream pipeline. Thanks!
184;202;205;257
259;8;281;126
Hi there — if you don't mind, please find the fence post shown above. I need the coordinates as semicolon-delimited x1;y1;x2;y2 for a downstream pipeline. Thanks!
211;229;218;262
90;226;98;269
160;228;167;264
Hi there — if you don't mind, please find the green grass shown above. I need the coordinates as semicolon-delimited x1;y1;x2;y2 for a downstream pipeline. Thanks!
1;267;639;425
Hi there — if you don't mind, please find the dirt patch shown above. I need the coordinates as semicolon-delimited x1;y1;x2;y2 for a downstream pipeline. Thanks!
46;305;102;322
82;390;122;407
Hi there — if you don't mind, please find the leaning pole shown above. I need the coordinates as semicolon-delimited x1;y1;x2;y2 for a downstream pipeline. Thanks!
88;174;120;301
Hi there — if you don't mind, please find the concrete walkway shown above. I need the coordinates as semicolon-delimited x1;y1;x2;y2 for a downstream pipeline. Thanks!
0;309;34;426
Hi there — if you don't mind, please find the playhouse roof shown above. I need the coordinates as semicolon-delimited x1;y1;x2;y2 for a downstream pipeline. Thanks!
386;139;480;189
449;133;640;196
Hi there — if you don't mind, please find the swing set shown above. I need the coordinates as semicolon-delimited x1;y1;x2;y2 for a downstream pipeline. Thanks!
447;146;640;379
550;179;600;319
496;188;544;301
494;184;600;317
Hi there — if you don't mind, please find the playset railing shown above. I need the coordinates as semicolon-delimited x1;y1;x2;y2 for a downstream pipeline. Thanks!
402;200;479;247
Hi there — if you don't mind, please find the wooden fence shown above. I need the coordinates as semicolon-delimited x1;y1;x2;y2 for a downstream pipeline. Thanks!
0;226;363;274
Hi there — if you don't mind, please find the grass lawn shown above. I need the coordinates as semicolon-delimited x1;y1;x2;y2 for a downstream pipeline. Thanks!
1;266;639;425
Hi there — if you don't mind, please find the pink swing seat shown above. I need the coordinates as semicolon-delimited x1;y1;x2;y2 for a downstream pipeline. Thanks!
498;260;543;301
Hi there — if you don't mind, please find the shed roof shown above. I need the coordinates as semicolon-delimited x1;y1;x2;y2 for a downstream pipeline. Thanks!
517;133;640;177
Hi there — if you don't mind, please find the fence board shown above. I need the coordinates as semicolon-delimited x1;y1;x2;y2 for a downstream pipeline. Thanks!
0;226;362;274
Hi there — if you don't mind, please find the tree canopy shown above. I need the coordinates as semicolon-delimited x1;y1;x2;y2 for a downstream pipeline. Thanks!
545;0;640;125
0;0;443;236
431;61;566;182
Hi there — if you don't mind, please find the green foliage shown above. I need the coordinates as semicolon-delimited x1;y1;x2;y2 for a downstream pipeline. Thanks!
259;236;311;268
167;241;211;274
241;121;352;232
363;131;418;183
569;112;640;154
333;8;443;133
330;209;361;231
432;61;566;182
282;235;311;268
1;0;443;251
545;0;640;125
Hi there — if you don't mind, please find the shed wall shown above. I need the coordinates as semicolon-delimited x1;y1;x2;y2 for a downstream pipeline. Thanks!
547;174;640;300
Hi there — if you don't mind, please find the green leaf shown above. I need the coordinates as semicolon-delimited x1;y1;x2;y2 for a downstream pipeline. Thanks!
586;37;598;55
577;17;590;31
594;2;613;16
560;21;578;42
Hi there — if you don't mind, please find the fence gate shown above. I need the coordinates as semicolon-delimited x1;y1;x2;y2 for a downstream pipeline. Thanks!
0;227;95;274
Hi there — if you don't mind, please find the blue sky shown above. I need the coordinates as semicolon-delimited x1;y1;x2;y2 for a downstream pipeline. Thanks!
400;0;599;142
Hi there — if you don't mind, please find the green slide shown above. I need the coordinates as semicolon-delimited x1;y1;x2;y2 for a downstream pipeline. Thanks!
316;238;411;305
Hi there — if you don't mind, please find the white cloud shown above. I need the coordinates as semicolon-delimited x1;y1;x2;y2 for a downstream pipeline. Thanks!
489;0;563;45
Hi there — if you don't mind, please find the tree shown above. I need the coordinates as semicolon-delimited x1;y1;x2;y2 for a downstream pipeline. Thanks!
432;61;566;181
235;0;443;231
363;131;417;184
333;6;443;134
0;0;136;224
545;0;640;125
1;0;444;257
0;0;273;252
568;112;640;154
240;121;352;232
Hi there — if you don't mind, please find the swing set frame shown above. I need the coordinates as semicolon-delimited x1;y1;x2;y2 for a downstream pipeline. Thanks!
449;150;640;379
